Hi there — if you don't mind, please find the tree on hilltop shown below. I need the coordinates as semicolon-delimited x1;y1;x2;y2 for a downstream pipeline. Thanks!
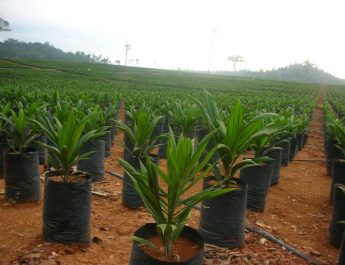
0;18;11;32
124;41;132;66
228;55;244;71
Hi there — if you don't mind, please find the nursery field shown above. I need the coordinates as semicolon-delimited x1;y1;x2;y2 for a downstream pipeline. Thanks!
0;59;345;265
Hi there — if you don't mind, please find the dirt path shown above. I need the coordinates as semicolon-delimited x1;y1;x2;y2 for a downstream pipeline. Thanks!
247;96;338;264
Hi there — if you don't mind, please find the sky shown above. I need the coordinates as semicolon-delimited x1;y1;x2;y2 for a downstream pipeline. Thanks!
1;0;345;78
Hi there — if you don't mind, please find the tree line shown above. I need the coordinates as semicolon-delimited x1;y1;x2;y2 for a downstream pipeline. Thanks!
215;62;345;85
0;39;111;64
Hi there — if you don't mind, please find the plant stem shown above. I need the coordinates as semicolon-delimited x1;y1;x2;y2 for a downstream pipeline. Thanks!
165;240;173;259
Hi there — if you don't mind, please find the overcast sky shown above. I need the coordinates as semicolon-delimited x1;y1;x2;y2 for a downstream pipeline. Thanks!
1;0;345;78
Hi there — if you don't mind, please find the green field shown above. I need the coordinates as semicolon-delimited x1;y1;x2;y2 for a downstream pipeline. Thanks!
0;59;325;113
1;59;345;264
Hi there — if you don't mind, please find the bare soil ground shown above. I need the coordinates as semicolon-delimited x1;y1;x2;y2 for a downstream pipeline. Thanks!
0;99;339;265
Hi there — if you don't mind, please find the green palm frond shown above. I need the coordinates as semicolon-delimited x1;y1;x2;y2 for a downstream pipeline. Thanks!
120;131;234;258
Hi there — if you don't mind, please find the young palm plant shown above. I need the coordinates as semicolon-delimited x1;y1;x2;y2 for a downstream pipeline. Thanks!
328;119;345;158
0;106;40;153
99;104;117;156
284;114;301;161
336;185;345;265
0;102;11;178
0;103;43;202
250;118;287;158
324;104;345;176
35;107;106;243
193;89;276;248
36;109;105;182
167;100;199;138
76;106;109;181
193;90;274;184
330;182;345;248
116;106;164;159
327;120;345;203
116;106;166;208
121;131;233;263
273;115;295;166
240;117;286;211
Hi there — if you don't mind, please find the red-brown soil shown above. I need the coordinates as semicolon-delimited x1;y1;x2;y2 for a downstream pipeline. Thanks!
0;99;340;265
143;236;201;262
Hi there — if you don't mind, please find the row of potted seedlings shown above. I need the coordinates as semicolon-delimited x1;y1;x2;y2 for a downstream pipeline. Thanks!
0;99;117;243
336;185;345;265
116;90;312;264
0;91;312;264
323;101;345;264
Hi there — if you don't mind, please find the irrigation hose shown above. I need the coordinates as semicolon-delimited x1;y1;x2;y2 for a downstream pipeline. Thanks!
105;170;321;265
245;226;320;265
105;170;124;180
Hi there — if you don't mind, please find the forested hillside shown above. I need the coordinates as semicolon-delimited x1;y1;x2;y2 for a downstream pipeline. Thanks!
217;62;345;85
0;39;111;64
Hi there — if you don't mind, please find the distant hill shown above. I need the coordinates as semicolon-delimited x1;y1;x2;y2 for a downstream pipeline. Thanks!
0;39;111;64
215;63;345;85
1;38;343;85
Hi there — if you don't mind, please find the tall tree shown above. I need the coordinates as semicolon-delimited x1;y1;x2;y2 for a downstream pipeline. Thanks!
228;55;244;71
124;41;132;66
0;18;11;32
303;60;316;74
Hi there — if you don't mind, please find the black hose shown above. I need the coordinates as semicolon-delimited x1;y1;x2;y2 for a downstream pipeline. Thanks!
245;226;320;265
105;170;124;180
292;159;325;162
105;170;321;265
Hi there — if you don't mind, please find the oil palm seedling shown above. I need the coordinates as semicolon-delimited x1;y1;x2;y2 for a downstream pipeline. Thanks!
167;100;200;138
77;106;109;181
250;118;286;158
193;89;275;248
325;113;345;169
116;106;164;160
0;103;42;202
240;117;286;211
0;102;10;178
272;117;291;167
36;107;105;243
36;106;104;182
101;103;118;153
194;90;273;184
27;102;49;165
37;109;105;182
295;113;309;150
286;114;300;161
0;105;40;153
330;183;345;247
336;185;345;265
157;102;170;159
121;131;233;264
273;114;299;164
326;119;345;203
116;106;165;208
327;115;345;158
324;104;344;176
